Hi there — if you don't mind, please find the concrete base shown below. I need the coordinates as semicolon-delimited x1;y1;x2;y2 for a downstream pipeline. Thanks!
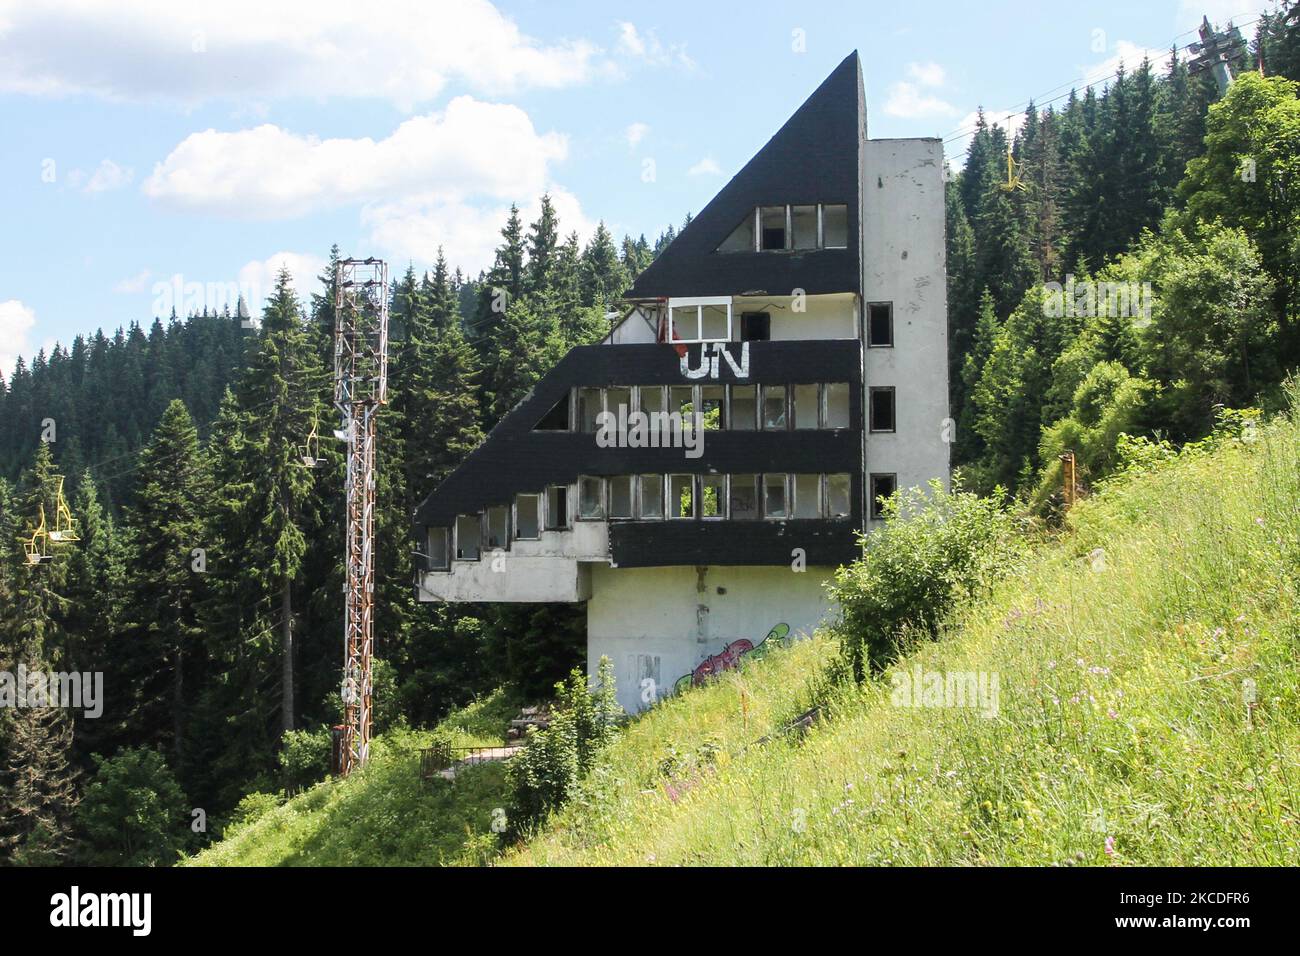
586;564;837;713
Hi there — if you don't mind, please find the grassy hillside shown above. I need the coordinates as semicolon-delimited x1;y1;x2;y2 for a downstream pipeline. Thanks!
195;405;1300;866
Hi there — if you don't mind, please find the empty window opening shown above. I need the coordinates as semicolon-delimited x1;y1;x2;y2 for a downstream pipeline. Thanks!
763;474;788;518
868;302;894;347
700;304;730;341
638;385;665;417
545;485;569;530
793;384;819;430
870;473;897;520
535;393;570;430
576;387;603;432
729;474;760;519
486;506;510;549
762;385;787;430
717;211;756;253
869;386;896;433
793;474;821;518
823;204;849;248
730;385;757;430
824;382;851;429
426;527;449;570
701;475;725;519
791;205;818;250
826;473;851;518
639;474;664;519
760;206;787;250
606;386;632;420
701;386;724;430
668;297;732;343
609;475;633;519
670;385;696;434
515;494;540;539
455;515;482;561
578;476;606;520
669;475;695;519
740;311;770;342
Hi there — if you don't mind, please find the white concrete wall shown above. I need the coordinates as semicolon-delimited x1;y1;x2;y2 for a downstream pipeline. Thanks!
733;293;858;341
861;138;951;503
587;563;837;713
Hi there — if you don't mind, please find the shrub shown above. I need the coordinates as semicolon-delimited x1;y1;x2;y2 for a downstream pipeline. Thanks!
506;657;620;832
278;726;332;794
224;791;285;835
76;747;190;866
829;480;1028;680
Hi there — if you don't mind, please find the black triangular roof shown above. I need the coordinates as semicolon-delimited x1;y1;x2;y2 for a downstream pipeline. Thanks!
626;51;865;300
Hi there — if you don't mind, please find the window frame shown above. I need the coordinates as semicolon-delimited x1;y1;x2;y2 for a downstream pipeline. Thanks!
869;473;898;521
576;475;607;521
869;385;897;434
762;473;789;520
867;301;894;348
700;474;727;520
514;493;542;540
425;526;450;570
637;473;665;520
454;513;483;562
668;474;696;520
667;296;732;344
824;473;852;520
544;484;570;531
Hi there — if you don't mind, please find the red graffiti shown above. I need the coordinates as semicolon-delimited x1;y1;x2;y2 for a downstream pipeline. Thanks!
688;638;754;687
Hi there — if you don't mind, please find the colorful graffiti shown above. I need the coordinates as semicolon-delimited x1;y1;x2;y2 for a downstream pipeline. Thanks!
672;623;790;695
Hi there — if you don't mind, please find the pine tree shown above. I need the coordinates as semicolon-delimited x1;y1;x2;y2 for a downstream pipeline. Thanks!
526;195;560;297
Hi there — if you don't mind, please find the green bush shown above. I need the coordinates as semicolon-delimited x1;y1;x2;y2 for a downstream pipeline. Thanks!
506;657;620;832
224;791;285;835
76;747;191;866
278;726;332;794
829;480;1028;680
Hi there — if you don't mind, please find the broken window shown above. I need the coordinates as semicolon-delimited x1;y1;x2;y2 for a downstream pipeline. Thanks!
639;385;665;417
639;474;664;519
868;302;893;347
729;474;759;519
763;474;788;518
869;386;896;433
762;385;787;430
535;392;570;430
515;493;540;539
793;474;820;518
670;385;696;435
669;475;695;519
455;514;482;561
823;204;849;248
426;527;449;570
545;485;569;530
791;205;818;250
793;384;819;429
606;386;632;420
740;311;770;342
609;475;633;519
701;303;730;340
701;475;725;519
760;206;787;250
826;473;851;518
700;386;724;430
717;210;756;253
870;473;897;520
576;387;603;432
668;297;732;343
824;382;850;429
578;476;606;520
730;385;757;430
486;506;510;549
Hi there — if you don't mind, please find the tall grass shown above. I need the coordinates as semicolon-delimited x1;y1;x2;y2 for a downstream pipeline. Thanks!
506;407;1300;866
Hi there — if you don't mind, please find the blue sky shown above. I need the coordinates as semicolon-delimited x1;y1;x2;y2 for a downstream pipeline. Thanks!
0;0;1278;376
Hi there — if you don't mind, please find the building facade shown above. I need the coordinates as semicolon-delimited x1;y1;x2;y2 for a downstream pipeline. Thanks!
412;52;950;713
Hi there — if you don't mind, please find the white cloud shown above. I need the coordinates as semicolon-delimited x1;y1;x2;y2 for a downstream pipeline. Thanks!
0;299;37;379
688;157;722;177
142;96;567;219
625;122;650;148
84;158;134;194
906;62;946;87
0;0;604;107
113;269;153;293
237;252;327;311
363;188;594;277
1080;40;1173;91
615;22;694;69
883;82;959;120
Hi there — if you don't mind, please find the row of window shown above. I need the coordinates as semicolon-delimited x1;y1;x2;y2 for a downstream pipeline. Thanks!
539;383;880;432
661;299;895;346
717;203;850;253
426;472;899;566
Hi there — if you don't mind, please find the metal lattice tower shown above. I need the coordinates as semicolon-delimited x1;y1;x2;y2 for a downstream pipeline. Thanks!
334;258;388;775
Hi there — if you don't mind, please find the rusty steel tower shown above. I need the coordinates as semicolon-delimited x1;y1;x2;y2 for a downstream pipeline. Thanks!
333;258;388;775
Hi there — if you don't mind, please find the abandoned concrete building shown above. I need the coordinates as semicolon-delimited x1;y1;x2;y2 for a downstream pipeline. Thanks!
412;51;951;713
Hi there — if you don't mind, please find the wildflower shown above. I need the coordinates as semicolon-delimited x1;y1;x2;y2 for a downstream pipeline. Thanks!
1076;658;1086;668
1107;709;1119;720
1104;835;1116;857
1047;660;1057;670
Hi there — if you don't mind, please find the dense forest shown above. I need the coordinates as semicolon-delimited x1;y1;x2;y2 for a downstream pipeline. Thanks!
1;8;1298;865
